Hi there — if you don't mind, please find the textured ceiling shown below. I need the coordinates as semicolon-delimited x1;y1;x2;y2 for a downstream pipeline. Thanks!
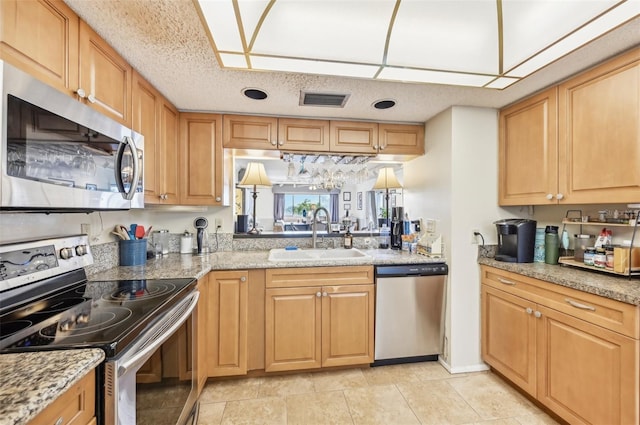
64;0;640;124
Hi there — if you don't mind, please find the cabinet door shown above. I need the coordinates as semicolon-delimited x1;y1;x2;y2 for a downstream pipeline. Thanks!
378;123;425;156
558;48;640;204
499;87;558;205
159;98;180;204
207;270;248;377
196;275;208;393
265;286;322;372
278;118;330;152
481;285;537;397
30;369;95;425
179;112;226;205
223;115;278;150
321;284;374;367
536;305;638;425
329;121;379;154
0;0;79;95
78;20;132;126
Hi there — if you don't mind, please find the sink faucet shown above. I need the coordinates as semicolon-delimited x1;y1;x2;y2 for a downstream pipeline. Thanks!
312;207;331;249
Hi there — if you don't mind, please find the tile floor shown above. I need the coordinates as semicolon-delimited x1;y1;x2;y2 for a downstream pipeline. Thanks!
197;361;561;425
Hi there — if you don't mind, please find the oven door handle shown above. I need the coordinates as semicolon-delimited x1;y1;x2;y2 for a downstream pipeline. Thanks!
117;290;199;377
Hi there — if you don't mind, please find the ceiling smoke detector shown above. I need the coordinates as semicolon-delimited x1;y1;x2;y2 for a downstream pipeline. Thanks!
300;91;350;108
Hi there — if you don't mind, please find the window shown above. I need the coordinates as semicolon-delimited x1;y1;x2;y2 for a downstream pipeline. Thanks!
283;193;331;222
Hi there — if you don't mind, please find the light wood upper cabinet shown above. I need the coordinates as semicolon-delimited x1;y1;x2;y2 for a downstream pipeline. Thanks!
499;87;558;206
329;121;379;154
78;21;132;126
378;123;425;156
133;71;179;204
28;369;95;425
179;112;227;206
206;270;249;377
278;118;330;152
499;47;640;206
558;47;640;204
265;266;374;373
0;0;79;95
480;265;639;425
223;115;278;150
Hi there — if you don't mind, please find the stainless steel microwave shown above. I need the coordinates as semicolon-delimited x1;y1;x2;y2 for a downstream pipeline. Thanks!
0;60;144;211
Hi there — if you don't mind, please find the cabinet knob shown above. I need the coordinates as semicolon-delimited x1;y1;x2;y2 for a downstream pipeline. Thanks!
525;307;533;315
379;145;385;151
322;291;328;297
76;88;86;98
240;276;246;282
372;145;379;150
278;140;284;146
54;417;64;425
316;292;322;297
270;140;277;146
534;311;542;318
556;193;564;200
87;93;97;104
546;194;554;200
215;196;221;202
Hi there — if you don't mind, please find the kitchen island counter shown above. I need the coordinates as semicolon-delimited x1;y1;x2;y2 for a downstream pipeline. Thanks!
479;257;640;306
89;248;444;281
0;349;104;425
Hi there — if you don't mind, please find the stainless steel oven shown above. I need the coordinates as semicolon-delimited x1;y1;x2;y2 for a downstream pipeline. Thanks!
0;60;144;211
0;235;199;425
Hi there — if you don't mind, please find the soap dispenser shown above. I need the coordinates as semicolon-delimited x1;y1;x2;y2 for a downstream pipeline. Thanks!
344;228;353;249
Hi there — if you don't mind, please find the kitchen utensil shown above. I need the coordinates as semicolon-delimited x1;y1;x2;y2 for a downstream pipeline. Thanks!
119;225;132;240
130;224;138;238
111;231;126;240
114;225;130;240
135;226;145;239
144;226;153;238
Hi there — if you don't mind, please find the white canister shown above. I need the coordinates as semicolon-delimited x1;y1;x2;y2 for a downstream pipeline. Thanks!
180;231;193;254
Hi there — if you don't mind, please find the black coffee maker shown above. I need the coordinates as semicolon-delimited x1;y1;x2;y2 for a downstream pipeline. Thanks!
391;207;404;250
494;219;536;263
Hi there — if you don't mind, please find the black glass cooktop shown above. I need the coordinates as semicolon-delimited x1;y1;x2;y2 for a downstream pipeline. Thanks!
0;278;196;357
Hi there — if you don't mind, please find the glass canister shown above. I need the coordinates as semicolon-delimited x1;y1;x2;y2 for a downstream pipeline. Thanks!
573;234;595;262
152;229;170;255
583;247;596;266
534;228;545;263
544;225;559;265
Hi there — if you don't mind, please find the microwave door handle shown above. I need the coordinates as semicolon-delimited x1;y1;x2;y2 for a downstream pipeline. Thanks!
114;136;140;200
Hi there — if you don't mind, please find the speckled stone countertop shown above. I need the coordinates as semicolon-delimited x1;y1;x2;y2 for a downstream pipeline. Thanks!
90;248;445;281
0;349;104;425
478;257;640;306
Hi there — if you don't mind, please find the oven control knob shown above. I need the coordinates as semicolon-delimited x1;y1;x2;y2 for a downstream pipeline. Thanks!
76;313;90;325
59;247;75;260
59;319;75;332
75;244;89;256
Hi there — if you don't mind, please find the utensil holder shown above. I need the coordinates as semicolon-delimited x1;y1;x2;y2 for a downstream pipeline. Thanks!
119;239;147;266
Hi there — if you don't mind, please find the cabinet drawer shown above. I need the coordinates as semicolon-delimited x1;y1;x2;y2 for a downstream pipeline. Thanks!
29;369;95;425
481;266;639;339
266;266;373;288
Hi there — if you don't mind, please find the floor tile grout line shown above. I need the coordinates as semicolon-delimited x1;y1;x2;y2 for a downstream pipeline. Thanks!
393;382;425;424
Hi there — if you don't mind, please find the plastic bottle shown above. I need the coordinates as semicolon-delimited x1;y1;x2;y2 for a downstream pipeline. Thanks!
544;225;559;265
379;224;390;249
403;212;411;235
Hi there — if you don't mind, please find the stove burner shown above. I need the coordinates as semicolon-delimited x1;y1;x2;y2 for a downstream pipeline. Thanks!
103;282;177;302
0;320;32;337
36;297;87;314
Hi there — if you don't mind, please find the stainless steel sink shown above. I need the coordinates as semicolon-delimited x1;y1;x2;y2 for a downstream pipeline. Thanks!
268;248;371;262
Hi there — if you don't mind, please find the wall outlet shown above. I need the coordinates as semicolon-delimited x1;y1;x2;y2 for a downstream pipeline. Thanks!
214;218;222;229
81;223;91;235
471;229;480;244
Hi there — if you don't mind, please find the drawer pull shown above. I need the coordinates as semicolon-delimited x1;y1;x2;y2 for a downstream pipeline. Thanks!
55;418;63;425
534;311;542;318
565;298;596;311
497;277;516;286
316;292;321;297
525;307;533;315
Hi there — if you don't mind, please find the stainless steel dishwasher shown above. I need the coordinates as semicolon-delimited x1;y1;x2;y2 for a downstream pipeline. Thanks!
374;263;448;365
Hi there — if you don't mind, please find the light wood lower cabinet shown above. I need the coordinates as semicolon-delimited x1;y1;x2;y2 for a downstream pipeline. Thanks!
265;266;374;372
481;265;639;424
207;270;249;377
28;369;95;425
195;275;209;393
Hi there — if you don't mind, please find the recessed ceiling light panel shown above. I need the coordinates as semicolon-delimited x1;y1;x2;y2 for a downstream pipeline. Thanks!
373;99;396;110
243;88;268;100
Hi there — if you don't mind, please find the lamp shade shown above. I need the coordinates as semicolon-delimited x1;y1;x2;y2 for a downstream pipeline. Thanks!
373;167;402;190
238;162;272;188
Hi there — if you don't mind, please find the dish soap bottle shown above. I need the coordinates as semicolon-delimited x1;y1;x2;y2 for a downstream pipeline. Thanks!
344;228;353;249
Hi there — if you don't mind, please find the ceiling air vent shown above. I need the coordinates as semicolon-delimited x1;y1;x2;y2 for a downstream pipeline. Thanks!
300;91;350;108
